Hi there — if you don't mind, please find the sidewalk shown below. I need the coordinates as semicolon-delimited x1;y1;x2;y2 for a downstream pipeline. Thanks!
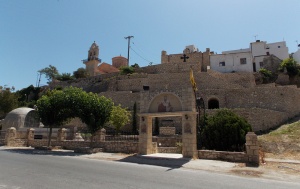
83;152;300;182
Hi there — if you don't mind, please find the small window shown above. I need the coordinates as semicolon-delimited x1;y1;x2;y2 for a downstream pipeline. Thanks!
240;58;247;64
219;62;225;66
278;46;281;48
259;62;263;67
266;52;270;55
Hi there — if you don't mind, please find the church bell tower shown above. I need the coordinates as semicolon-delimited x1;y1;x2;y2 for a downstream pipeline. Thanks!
83;41;101;76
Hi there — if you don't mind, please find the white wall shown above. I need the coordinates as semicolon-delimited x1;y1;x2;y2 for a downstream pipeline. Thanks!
251;41;289;60
210;52;253;73
293;49;300;63
209;40;289;73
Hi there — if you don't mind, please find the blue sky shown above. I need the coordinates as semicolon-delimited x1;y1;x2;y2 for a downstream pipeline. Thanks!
1;0;299;90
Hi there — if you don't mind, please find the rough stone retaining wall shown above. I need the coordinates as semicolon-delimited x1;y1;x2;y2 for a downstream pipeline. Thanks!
152;136;181;147
198;150;247;162
198;132;259;165
0;139;6;146
27;140;138;154
206;108;289;132
158;147;179;153
159;127;176;136
102;141;138;154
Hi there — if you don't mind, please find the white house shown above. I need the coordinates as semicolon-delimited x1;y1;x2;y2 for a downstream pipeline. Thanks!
293;47;300;63
210;40;289;73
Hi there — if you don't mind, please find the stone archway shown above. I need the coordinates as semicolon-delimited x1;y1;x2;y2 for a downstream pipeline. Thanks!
208;98;219;109
138;90;197;158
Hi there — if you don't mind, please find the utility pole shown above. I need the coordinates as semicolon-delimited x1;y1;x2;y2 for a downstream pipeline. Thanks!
124;35;134;66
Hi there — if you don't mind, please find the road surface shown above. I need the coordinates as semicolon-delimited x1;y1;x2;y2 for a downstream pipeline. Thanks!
0;148;299;189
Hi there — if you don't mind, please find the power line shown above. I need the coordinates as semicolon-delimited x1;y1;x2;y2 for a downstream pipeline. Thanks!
131;41;153;64
130;47;152;63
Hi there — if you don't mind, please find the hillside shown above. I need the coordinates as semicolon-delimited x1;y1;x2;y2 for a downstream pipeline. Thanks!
258;119;300;160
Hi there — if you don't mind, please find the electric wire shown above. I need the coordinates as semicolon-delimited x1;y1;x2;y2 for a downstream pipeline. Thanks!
130;47;152;63
131;41;153;63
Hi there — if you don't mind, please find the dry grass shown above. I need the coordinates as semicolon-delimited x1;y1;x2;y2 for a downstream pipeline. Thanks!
258;120;300;160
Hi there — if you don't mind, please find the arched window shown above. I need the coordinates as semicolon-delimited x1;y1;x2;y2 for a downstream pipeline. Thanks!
208;98;219;109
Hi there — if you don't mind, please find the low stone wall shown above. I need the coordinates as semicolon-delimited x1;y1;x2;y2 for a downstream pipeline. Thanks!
27;140;138;154
28;140;93;149
159;127;176;136
158;147;180;153
152;142;157;154
152;136;181;147
0;139;6;146
198;150;247;162
198;132;259;165
102;141;138;154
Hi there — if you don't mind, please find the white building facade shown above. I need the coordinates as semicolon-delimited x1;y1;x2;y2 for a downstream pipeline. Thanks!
210;40;289;73
293;48;300;63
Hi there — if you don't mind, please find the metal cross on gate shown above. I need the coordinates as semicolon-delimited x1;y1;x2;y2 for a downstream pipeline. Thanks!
181;54;189;62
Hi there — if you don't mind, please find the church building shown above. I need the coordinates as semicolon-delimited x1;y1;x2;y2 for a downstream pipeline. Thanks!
83;41;127;76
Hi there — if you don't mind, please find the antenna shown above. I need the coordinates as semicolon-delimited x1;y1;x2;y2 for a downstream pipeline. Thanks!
253;34;258;41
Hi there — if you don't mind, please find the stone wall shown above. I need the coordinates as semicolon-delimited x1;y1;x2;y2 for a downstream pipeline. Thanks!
46;62;300;133
275;74;290;85
100;91;140;111
28;140;138;154
206;70;256;88
198;132;259;165
262;55;282;73
152;135;181;147
204;86;300;115
159;127;176;136
102;141;138;154
136;62;203;74
198;150;247;162
161;49;212;71
158;147;179;153
206;108;289;132
0;139;5;146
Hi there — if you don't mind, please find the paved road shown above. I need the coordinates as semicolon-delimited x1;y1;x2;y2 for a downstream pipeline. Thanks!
0;148;299;189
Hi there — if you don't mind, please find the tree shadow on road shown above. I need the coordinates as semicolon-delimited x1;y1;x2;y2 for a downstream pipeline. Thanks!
117;154;191;171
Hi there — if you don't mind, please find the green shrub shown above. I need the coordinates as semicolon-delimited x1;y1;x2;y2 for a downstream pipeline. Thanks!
120;66;134;75
259;68;273;83
201;109;252;151
278;58;299;76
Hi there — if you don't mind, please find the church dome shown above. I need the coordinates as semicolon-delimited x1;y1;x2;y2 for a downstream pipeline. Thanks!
1;107;40;130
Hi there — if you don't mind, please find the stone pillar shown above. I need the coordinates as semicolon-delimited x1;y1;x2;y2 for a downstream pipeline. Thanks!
57;128;67;142
27;128;35;141
139;116;153;155
95;128;106;142
182;113;197;158
246;132;259;165
5;127;17;146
